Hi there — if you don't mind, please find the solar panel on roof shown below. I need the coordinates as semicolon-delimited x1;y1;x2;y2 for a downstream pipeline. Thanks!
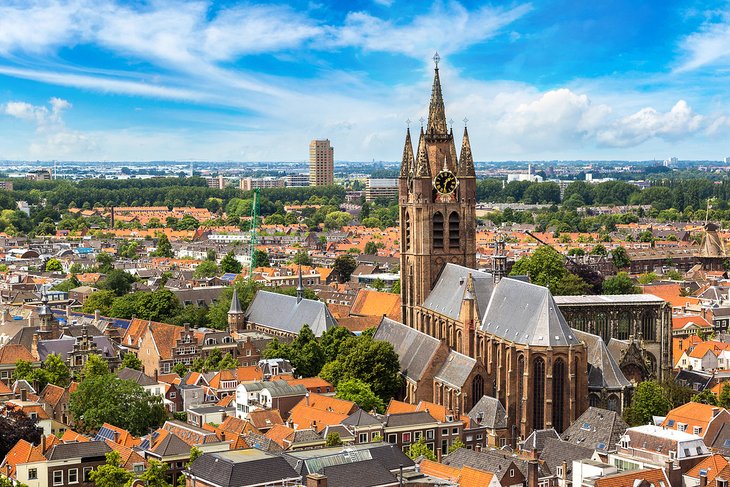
724;439;730;448
95;426;116;442
668;419;675;427
596;442;606;450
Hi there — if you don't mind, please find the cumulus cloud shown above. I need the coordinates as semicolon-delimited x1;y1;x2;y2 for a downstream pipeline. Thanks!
596;100;705;147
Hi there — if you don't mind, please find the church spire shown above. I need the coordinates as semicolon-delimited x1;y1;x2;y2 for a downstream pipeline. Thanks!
427;53;448;136
458;125;475;177
414;127;431;178
400;127;414;178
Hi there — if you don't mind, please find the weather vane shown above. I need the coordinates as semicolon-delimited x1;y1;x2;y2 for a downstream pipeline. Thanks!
449;118;454;129
419;117;425;128
406;118;411;128
463;117;469;127
433;52;440;68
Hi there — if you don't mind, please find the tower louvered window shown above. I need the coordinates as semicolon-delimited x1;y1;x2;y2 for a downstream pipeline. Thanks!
449;212;460;248
433;212;444;248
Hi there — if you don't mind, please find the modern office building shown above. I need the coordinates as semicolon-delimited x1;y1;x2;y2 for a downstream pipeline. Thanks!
240;177;285;190
365;178;398;202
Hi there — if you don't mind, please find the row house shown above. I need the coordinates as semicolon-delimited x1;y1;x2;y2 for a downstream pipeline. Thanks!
660;403;730;452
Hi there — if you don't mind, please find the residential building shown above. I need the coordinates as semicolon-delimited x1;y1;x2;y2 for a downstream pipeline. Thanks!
285;174;310;187
240;177;285;190
610;425;710;474
309;139;334;186
235;380;307;418
365;178;398;202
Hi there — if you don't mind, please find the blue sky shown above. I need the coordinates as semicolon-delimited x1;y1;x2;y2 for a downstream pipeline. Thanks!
0;0;729;162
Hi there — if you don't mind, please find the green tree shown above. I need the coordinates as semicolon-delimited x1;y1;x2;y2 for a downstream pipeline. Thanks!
611;246;631;269
177;446;203;487
637;272;658;285
96;252;115;273
218;353;239;370
719;383;730;409
291;325;326;378
292;250;313;266
447;438;465;454
406;437;436;461
53;275;82;292
70;375;166;435
81;354;110;379
173;362;188;378
203;348;224;372
44;258;63;272
335;378;385;413
252;249;270;268
153;233;174;258
602;272;640;295
590;244;608;256
551;273;591;296
320;327;353;362
220;251;242;274
121;352;143;371
624;380;672;426
509;245;589;294
325;432;343;447
364;241;379;255
693;389;718;406
193;259;220;278
137;459;172;487
333;254;358;282
42;353;71;388
99;269;136;296
81;290;116;315
89;451;134;487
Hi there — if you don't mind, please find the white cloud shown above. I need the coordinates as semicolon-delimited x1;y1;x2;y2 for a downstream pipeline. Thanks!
676;10;730;72
596;100;705;147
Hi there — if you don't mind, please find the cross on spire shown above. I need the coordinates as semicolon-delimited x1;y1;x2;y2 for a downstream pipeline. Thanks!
463;117;469;126
433;52;440;68
449;118;454;129
419;117;425;128
406;118;411;128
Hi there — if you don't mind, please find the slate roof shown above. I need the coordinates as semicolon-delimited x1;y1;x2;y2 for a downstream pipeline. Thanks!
675;369;714;392
189;449;301;487
422;264;493;320
322;458;398;487
116;367;158;386
538;438;593;476
574;330;632;390
374;318;441;382
45;440;111;460
246;290;337;337
443;448;549;478
435;351;476;389
37;335;119;361
481;278;580;347
385;411;438;427
521;428;560;453
467;395;507;430
342;409;382;427
561;407;629;452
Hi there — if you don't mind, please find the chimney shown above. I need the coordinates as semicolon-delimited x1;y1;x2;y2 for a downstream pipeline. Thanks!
665;460;682;487
305;392;309;406
527;459;539;487
20;388;27;401
31;333;39;360
40;434;46;452
1;308;9;324
220;431;226;441
306;473;328;487
561;461;568;486
700;473;708;487
66;306;71;319
94;309;100;321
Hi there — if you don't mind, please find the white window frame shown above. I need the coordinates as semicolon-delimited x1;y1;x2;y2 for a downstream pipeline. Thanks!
53;470;63;486
69;468;78;484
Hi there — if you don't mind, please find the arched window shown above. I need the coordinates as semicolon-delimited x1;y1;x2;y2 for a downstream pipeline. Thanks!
607;395;619;412
642;311;656;341
589;394;600;407
596;313;609;342
472;375;484;407
552;359;565;432
574;314;587;332
455;328;462;353
533;357;545;430
449;212;460;248
617;312;631;341
433;212;444;249
405;212;411;252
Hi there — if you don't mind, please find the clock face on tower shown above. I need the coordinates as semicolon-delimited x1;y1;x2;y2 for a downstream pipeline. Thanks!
433;170;458;194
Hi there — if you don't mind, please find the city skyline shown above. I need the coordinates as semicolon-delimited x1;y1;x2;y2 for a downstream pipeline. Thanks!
0;0;728;162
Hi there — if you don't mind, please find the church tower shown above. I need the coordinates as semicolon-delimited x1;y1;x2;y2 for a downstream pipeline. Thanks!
400;54;477;327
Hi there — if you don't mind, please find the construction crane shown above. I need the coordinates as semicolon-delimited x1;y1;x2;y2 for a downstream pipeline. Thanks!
248;188;260;280
523;230;604;292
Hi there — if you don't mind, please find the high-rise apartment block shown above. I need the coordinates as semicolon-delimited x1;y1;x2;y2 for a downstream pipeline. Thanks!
309;139;334;186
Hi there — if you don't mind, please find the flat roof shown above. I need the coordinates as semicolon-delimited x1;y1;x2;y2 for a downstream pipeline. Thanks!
554;294;665;305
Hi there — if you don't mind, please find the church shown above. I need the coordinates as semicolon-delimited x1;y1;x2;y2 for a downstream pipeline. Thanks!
378;56;589;439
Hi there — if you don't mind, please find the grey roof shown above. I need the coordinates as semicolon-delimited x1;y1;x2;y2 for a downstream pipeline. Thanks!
246;290;337;337
373;318;441;382
434;351;476;389
422;264;493;320
322;459;398;487
149;431;191;456
574;330;632;390
322;425;355;440
481;278;580;347
45;440;111;460
116;367;157;386
554;294;665;305
561;407;629;452
283;443;413;475
37;335;119;361
674;369;714;392
342;409;382;427
443;448;549;478
229;288;243;314
538;438;593;476
385;411;437;427
521;428;560;452
467;395;507;430
292;429;323;443
189;450;301;487
240;380;308;398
